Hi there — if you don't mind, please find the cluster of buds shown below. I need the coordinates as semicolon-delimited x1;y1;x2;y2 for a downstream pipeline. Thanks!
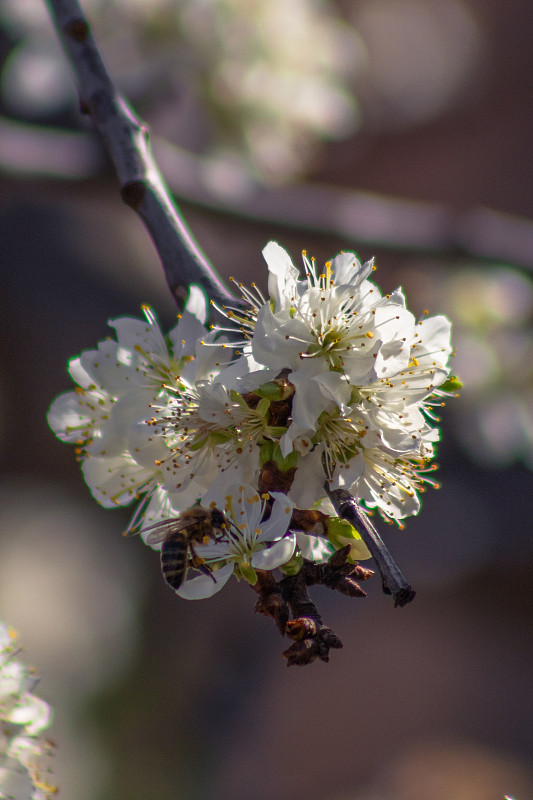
48;242;457;664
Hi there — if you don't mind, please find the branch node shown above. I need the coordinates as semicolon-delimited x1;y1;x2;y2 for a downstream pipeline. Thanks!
252;572;289;635
64;18;89;42
121;180;147;210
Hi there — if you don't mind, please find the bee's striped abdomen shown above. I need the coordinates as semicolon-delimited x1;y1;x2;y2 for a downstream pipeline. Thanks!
161;536;188;590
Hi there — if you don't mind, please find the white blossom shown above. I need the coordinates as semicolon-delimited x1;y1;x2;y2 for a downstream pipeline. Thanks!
47;295;231;527
49;241;454;545
174;485;295;599
225;242;453;522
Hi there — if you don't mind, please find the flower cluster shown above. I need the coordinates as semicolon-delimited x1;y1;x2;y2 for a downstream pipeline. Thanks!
0;623;56;800
48;243;454;606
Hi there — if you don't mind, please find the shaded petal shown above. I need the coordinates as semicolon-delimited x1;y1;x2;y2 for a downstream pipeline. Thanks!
126;419;169;469
259;491;293;541
296;531;333;562
251;534;296;570
67;356;95;389
263;241;299;311
288;449;325;508
331;452;365;490
110;314;166;361
332;252;375;288
185;284;207;324
79;339;139;397
177;562;234;599
82;452;157;508
252;304;310;370
47;391;109;443
168;309;207;360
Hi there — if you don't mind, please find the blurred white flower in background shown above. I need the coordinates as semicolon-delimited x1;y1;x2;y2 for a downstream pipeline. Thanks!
352;0;485;130
408;263;533;469
0;0;364;183
0;479;144;800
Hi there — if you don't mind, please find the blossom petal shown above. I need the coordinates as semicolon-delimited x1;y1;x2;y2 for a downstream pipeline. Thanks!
296;531;333;562
250;534;296;570
259;491;293;541
331;252;375;288
168;309;207;360
263;241;299;311
185;284;208;324
176;562;234;599
82;453;157;508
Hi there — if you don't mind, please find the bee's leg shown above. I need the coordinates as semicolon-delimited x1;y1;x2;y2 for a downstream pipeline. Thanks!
189;543;217;582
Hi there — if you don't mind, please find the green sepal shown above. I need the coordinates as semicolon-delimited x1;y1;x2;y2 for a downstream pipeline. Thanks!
259;442;298;471
349;387;363;405
271;445;298;472
238;563;258;585
265;426;287;438
254;380;294;402
440;375;462;392
259;441;275;465
254;383;282;401
255;397;271;418
279;550;304;576
327;516;371;561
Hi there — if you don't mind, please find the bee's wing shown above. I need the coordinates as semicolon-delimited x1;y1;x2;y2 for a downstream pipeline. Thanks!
143;517;185;545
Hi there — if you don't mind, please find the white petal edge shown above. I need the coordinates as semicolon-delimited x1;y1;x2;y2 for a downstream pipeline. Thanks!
176;562;234;599
251;534;296;570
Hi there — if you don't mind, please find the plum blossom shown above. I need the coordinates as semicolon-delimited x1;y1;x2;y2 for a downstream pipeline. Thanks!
223;242;454;522
172;485;296;599
49;240;455;600
47;292;231;527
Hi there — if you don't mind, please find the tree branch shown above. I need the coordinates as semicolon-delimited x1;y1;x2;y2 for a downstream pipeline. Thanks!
325;486;416;607
44;0;236;311
7;112;533;274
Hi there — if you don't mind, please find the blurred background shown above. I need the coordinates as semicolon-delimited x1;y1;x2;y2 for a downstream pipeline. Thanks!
1;0;533;798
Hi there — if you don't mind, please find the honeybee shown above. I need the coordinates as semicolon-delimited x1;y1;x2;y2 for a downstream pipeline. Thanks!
144;506;228;591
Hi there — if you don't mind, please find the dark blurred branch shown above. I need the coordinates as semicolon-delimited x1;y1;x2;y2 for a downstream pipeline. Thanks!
4;114;533;271
325;486;416;607
44;0;235;310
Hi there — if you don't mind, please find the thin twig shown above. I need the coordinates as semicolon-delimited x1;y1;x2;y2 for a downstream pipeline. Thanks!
44;0;235;311
325;486;416;607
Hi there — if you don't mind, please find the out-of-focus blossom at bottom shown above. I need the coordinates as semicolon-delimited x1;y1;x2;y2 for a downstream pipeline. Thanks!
0;623;57;799
0;479;144;800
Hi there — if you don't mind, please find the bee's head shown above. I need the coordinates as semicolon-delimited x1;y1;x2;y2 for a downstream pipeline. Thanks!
210;508;226;528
